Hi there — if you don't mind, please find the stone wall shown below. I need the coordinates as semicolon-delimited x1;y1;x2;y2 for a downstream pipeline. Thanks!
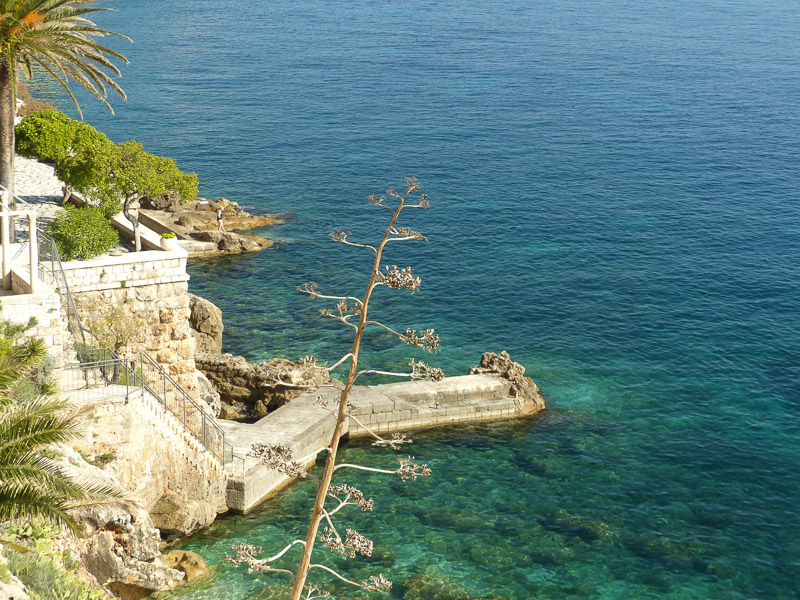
60;250;198;391
73;388;228;539
0;283;74;369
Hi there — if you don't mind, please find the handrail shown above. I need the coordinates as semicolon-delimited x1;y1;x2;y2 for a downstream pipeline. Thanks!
0;181;90;351
3;181;245;477
38;229;89;352
65;347;243;476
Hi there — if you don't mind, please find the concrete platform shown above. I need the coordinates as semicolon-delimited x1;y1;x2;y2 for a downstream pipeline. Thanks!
223;374;536;512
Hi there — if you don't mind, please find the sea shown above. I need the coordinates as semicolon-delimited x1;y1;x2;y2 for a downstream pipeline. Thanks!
30;0;800;598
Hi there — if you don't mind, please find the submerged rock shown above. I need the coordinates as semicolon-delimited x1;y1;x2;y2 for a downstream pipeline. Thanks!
402;574;471;600
163;550;212;583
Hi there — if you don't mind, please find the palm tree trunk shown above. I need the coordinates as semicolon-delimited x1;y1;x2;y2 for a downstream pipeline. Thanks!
0;60;15;243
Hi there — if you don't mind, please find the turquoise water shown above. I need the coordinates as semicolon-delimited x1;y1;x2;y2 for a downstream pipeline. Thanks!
33;0;800;597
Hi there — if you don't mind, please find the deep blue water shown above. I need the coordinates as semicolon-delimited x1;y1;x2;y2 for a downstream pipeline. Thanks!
33;0;800;597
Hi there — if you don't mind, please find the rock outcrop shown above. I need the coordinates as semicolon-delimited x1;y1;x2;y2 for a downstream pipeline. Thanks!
174;197;281;233
57;447;184;599
139;197;280;255
188;293;224;354
195;352;334;418
77;505;184;600
162;550;211;584
189;230;272;253
468;351;546;411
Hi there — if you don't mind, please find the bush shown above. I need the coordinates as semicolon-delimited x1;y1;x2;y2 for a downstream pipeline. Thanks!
15;110;112;165
15;109;72;162
47;205;118;261
4;534;107;600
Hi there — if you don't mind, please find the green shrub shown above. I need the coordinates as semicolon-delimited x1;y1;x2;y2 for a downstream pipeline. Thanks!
5;539;106;600
15;110;112;165
47;206;118;261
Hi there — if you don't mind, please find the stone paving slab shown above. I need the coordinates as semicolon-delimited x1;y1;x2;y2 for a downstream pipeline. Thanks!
12;155;64;226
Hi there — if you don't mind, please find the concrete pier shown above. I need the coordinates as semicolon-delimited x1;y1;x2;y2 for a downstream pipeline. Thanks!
222;374;540;512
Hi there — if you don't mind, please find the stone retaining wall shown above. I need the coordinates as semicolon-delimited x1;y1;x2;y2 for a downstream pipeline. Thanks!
73;388;228;538
60;250;198;391
0;283;74;370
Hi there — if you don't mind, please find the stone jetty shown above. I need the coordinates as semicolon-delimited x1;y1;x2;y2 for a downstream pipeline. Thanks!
222;368;544;512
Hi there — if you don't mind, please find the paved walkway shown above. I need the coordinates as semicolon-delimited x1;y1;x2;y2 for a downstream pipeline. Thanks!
13;155;64;225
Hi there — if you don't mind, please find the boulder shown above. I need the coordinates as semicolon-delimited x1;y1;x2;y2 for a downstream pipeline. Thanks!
190;231;269;253
140;192;183;212
188;293;224;354
195;352;333;418
468;351;545;411
163;550;211;583
176;212;212;231
149;495;217;540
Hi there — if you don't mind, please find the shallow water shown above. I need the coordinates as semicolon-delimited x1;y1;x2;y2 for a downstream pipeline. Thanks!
31;0;800;597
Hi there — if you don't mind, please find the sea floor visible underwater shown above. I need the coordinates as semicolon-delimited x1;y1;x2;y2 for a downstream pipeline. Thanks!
28;0;800;597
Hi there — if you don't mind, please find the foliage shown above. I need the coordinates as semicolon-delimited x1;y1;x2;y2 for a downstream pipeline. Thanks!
161;231;176;239
63;139;199;227
228;179;439;600
47;205;118;261
103;140;198;202
0;397;123;532
3;523;107;600
0;1;129;117
0;318;124;534
15;110;112;165
0;312;52;401
79;297;142;355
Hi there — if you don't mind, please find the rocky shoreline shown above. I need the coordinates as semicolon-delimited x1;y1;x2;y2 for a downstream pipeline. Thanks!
14;154;285;258
138;194;287;255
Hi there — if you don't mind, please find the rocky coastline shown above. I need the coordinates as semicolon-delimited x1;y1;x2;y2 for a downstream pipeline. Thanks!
137;193;287;255
4;152;547;600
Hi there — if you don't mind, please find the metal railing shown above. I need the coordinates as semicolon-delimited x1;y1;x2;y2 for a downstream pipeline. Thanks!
3;183;89;350
3;182;245;477
63;347;244;476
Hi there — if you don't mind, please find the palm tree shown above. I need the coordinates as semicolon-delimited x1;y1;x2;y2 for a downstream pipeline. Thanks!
0;0;130;198
0;316;122;532
0;397;122;532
